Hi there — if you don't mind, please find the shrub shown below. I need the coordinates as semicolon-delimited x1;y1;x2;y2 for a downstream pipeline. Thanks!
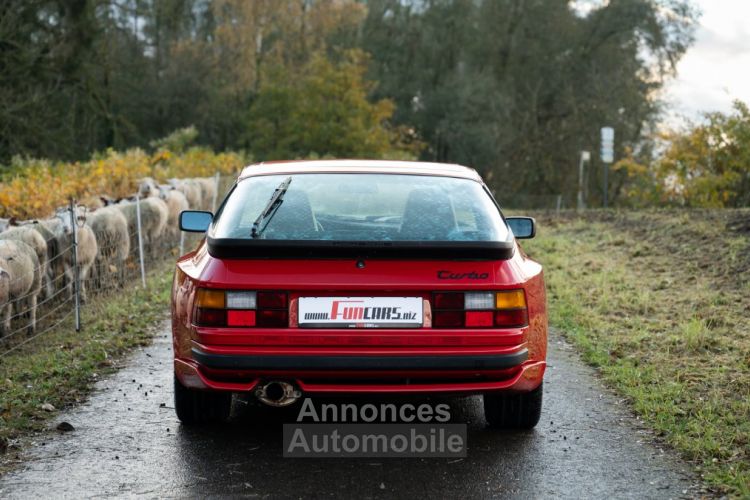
0;145;247;219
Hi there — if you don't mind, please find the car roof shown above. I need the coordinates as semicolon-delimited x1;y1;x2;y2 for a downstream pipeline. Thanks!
238;159;482;182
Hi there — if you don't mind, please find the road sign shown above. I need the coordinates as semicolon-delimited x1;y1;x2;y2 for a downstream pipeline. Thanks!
600;127;614;208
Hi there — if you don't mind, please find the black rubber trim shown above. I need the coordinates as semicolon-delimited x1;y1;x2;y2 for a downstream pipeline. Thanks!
206;236;514;260
192;348;528;371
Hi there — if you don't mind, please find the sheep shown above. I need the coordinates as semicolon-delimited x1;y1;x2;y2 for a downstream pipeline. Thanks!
168;178;202;210
21;221;59;269
0;240;41;337
49;207;99;303
0;225;49;299
30;218;69;299
0;218;60;299
79;194;106;210
138;177;161;199
0;261;9;317
86;206;130;289
40;217;66;292
138;178;192;246
157;186;189;243
194;177;218;211
116;196;168;257
98;195;116;207
23;220;62;299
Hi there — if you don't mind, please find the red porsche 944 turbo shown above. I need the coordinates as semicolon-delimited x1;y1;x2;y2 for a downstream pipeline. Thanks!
172;160;547;428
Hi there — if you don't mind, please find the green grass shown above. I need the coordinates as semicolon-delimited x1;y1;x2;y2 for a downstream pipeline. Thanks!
524;209;750;497
0;263;173;460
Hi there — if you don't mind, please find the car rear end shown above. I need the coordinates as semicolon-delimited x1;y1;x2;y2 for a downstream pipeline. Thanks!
172;162;547;427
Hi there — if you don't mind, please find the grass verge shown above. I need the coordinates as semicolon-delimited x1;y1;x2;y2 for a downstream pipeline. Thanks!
523;209;750;496
0;262;173;461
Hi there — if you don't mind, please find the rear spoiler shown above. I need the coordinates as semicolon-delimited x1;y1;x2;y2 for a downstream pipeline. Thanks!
206;237;515;260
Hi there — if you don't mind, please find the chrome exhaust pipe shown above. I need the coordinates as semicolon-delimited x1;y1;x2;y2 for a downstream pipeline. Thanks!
255;380;302;407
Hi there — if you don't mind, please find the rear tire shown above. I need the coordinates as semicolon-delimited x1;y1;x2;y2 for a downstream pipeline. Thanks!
483;383;543;429
174;375;232;425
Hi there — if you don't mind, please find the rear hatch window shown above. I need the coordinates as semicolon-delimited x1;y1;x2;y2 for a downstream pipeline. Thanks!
213;173;509;243
213;174;508;241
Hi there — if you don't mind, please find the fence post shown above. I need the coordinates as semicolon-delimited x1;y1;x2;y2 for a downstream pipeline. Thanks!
212;172;220;212
603;162;609;208
69;200;81;332
556;194;562;215
136;194;147;289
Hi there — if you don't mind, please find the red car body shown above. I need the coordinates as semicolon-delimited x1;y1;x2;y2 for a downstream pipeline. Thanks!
171;160;546;423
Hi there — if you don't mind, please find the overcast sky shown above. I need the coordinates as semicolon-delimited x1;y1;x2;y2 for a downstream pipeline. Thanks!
664;0;750;124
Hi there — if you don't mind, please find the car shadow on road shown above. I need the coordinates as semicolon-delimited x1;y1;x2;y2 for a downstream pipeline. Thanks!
172;394;540;497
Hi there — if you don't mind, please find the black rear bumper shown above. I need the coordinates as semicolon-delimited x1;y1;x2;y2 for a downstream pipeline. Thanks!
191;348;528;371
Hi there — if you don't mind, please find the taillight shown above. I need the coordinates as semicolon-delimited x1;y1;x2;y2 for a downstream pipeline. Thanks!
494;308;528;327
194;289;287;328
196;289;225;309
257;309;288;327
433;310;464;327
434;292;463;309
465;311;494;327
432;290;527;328
227;310;256;327
464;292;494;310
495;290;526;309
258;292;288;309
226;291;257;309
493;290;528;327
194;307;226;327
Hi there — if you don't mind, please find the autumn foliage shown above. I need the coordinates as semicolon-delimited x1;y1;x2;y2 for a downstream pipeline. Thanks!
0;145;245;219
611;100;750;208
245;49;421;161
656;101;750;207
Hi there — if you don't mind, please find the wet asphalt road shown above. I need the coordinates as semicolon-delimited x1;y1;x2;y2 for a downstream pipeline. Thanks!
0;322;701;499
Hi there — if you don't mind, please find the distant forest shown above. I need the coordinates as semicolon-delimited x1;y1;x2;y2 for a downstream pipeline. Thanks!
1;0;698;200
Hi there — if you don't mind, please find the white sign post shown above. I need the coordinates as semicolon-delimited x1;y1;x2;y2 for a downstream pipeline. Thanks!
577;150;591;211
601;127;614;208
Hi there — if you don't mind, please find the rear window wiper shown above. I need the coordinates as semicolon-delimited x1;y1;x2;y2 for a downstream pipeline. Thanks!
251;176;292;238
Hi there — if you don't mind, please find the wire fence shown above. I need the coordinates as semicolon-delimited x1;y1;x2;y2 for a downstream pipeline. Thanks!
496;193;574;212
0;173;237;357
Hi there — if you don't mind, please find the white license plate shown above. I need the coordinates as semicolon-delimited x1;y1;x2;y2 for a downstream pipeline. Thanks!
298;297;423;328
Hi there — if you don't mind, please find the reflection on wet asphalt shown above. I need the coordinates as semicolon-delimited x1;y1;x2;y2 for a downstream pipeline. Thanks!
0;322;700;499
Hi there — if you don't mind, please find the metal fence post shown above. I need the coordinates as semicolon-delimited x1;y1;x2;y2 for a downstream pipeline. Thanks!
69;199;81;332
212;172;220;212
603;161;609;208
136;194;147;288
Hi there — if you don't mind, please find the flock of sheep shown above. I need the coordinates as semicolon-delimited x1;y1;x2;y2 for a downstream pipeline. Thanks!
0;176;219;340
